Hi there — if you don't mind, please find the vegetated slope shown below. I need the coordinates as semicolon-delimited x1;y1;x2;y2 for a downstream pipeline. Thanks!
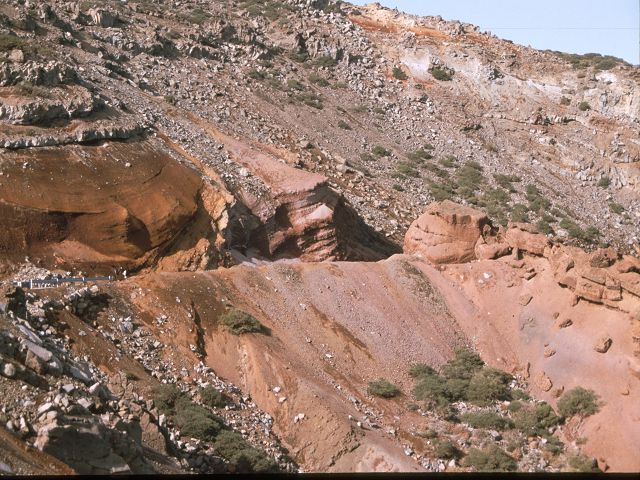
0;0;639;474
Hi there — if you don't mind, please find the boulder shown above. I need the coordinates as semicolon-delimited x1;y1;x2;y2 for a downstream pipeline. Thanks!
504;223;550;256
35;413;153;474
404;201;490;264
589;248;618;268
594;335;613;353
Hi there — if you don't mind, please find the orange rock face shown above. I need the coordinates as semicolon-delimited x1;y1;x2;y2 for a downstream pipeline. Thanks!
403;200;490;263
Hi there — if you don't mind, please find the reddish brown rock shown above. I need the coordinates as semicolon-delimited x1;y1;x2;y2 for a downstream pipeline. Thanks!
504;223;550;256
594;335;613;353
590;248;619;268
403;201;490;264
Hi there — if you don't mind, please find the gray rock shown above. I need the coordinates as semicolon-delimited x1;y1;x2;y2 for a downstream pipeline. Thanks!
1;362;16;378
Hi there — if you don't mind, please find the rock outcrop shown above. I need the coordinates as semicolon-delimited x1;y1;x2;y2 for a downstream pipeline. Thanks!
403;200;491;263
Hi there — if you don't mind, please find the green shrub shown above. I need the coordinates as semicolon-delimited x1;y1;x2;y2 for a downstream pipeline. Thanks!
220;309;270;335
0;33;24;52
467;368;513;405
174;397;224;442
431;67;452;81
569;454;601;473
464;445;517;471
416;428;439;439
597;176;610;188
337;120;351;130
406;149;433;162
536;219;553;235
434;440;462;459
294;92;323;109
201;386;230;408
544;436;564;456
368;379;400;398
525;184;551;212
392;66;408;80
507;400;523;412
308;73;329;86
287;78;305;91
510;204;530;223
409;363;437;378
215;431;279;473
428;182;456;201
152;384;183;414
395;162;420;178
557;387;600;418
413;374;449;405
312;56;338;68
456;164;485;192
441;349;484;381
372;146;391;157
164;95;177;105
439;155;456;168
513;402;560;436
460;411;513;430
578;101;591;111
248;69;266;80
609;202;624;214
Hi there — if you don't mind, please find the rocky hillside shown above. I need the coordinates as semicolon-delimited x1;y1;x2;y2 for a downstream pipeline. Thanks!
0;0;638;474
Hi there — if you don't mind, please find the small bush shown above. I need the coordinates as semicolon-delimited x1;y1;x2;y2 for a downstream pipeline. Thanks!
431;67;452;81
464;445;517;472
441;349;484;381
215;431;279;473
220;309;270;335
201;386;230;408
174;397;224;442
248;69;266;80
308;73;329;86
413;372;449;406
609;202;624;214
153;384;183;414
507;400;523;412
544;436;564;456
569;454;601;473
368;379;400;398
287;78;305;91
513;402;560;436
439;155;456;168
337;120;351;130
392;66;408;80
467;368;512;406
536;219;553;235
409;363;437;378
372;146;391;157
460;411;513;430
294;92;323;109
560;96;571;106
0;33;24;52
416;428;439;439
434;440;462;459
597;176;610;188
557;387;600;418
164;95;177;105
395;162;420;178
578;101;591;111
312;56;338;68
